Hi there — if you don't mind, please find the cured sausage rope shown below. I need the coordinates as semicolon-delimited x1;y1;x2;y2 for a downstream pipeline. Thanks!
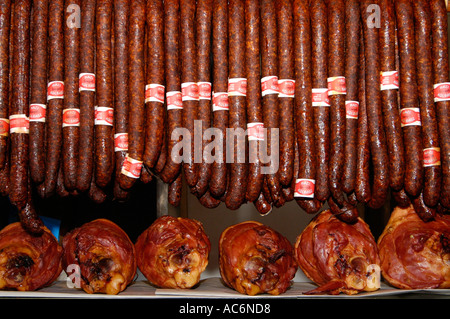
430;0;450;210
29;0;48;185
0;0;10;170
76;0;96;192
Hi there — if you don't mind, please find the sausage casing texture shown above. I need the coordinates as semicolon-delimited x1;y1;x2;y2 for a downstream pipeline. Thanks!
361;0;390;209
430;0;450;209
379;0;405;192
29;0;48;184
95;0;114;188
143;0;165;170
76;0;96;192
209;0;228;198
63;0;81;191
244;0;263;202
191;0;213;198
225;0;247;210
0;0;11;170
310;0;330;202
395;0;424;198
118;0;145;190
413;0;441;208
168;173;182;207
9;0;31;209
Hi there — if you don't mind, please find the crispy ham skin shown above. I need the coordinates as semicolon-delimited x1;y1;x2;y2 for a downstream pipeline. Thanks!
378;205;450;289
135;216;211;289
295;210;380;295
62;219;136;295
219;221;297;296
0;222;62;291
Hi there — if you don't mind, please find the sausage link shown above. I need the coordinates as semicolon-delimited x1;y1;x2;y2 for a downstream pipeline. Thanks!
0;0;11;170
9;0;31;209
88;169;107;204
168;173;182;207
260;0;281;205
412;191;436;222
341;0;360;195
0;138;9;196
76;0;96;192
362;0;390;209
254;191;272;216
159;0;182;184
429;0;450;209
413;0;441;208
153;117;167;174
392;188;411;208
276;0;294;187
328;196;359;224
118;0;145;190
191;0;213;198
19;177;44;236
209;0;228;198
63;0;81;191
244;0;263;202
395;0;424;198
293;0;321;214
310;0;330;202
198;189;221;209
143;0;165;169
379;0;405;192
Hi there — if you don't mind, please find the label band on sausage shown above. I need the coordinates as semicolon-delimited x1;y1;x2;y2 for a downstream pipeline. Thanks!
433;82;450;102
400;107;422;127
278;79;295;98
181;82;200;101
198;82;212;100
423;147;441;167
62;108;81;127
47;81;65;100
247;122;265;141
212;92;229;111
121;154;143;179
79;73;96;92
327;76;347;95
114;132;128;152
345;101;359;119
29;104;47;123
94;106;114;126
312;88;330;106
294;178;316;199
0;119;8;137
228;78;247;97
380;71;399;90
166;91;183;110
9;115;30;134
261;76;279;96
145;84;165;103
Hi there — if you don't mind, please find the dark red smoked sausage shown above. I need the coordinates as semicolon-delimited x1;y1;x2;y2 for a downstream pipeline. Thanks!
310;0;330;203
413;0;441;208
118;0;145;190
0;0;11;170
244;0;263;203
63;0;81;191
276;0;295;188
191;0;213;198
362;0;390;209
29;0;48;184
209;0;228;198
429;0;450;209
159;0;182;184
379;0;405;192
225;0;248;210
76;0;96;192
143;0;165;170
168;173;182;207
9;0;31;209
292;0;321;215
394;0;424;198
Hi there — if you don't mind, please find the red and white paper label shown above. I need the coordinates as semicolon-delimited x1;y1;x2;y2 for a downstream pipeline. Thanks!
433;82;450;102
198;82;212;100
212;92;229;111
166;91;183;110
294;179;316;198
345;101;359;119
47;81;64;100
114;133;129;152
400;108;421;127
312;88;330;106
380;71;399;90
278;79;295;98
79;73;96;92
94;106;114;126
62;108;80;127
181;82;200;101
228;78;247;97
423;147;441;167
0;118;9;137
121;155;143;179
327;76;347;95
9;114;29;134
261;76;279;96
247;122;265;141
29;104;47;122
145;84;165;103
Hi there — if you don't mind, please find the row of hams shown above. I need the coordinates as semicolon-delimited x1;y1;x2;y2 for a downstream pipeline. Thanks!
0;206;448;295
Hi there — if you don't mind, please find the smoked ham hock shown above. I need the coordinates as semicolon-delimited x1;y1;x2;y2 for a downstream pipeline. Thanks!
135;216;210;289
295;210;380;295
219;221;297;295
62;218;136;294
0;222;62;291
378;205;450;289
